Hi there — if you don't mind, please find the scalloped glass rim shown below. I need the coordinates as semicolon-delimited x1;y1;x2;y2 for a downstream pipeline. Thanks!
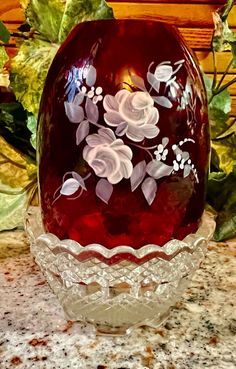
26;207;215;265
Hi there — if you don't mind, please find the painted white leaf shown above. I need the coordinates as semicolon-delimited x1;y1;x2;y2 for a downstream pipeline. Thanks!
162;137;169;147
86;65;97;87
73;92;85;105
76;120;89;146
85;97;99;123
95;179;113;204
146;160;173;180
141;177;157;206
154;65;173;82
183;165;191;178
153;96;173;109
130;160;146;191
182;151;190;161
130;75;147;91
115;122;128;136
60;178;80;196
147;72;160;93
72;172;87;190
174;59;185;65
64;102;84;123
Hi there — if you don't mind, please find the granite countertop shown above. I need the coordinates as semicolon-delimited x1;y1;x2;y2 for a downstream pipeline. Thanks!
0;230;235;369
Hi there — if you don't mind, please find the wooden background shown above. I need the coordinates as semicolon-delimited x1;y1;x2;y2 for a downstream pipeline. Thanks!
1;0;236;115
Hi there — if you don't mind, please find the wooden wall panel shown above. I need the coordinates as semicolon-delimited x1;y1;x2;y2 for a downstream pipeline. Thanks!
1;2;236;27
1;0;236;116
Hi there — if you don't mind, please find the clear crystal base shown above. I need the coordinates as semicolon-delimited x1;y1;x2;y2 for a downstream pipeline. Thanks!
25;207;215;335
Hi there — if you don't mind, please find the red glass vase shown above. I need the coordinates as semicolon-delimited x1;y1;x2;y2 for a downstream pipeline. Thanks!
38;19;209;258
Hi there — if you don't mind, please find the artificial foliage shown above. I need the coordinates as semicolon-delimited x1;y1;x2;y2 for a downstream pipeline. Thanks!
0;0;236;241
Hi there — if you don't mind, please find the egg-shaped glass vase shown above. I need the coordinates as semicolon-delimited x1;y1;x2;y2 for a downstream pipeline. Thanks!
29;19;215;335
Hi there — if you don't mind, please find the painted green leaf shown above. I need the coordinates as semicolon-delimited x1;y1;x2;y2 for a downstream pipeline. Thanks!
25;0;66;43
0;46;9;71
0;21;10;43
58;0;114;43
10;39;59;117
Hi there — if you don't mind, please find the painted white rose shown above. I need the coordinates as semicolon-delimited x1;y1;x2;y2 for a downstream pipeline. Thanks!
103;90;159;142
83;128;133;184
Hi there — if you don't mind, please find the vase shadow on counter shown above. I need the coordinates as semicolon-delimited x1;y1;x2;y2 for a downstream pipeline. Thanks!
25;206;215;336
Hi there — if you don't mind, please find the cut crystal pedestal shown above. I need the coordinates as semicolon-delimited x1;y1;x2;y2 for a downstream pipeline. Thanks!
26;206;215;335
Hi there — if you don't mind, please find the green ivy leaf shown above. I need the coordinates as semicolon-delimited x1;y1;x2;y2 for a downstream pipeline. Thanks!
207;165;236;241
0;102;36;160
25;0;65;43
10;39;59;117
212;134;236;174
214;212;236;241
203;74;231;138
58;0;114;43
27;114;37;149
0;21;10;43
212;1;236;66
0;191;27;231
0;46;9;71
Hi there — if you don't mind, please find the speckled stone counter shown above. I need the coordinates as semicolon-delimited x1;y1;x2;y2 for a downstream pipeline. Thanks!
0;231;235;369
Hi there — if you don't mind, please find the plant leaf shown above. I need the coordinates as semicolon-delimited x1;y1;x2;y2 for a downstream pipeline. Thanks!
20;0;30;9
25;0;65;43
152;96;173;109
141;177;157;205
0;192;27;231
76;120;89;146
211;134;236;174
10;39;59;117
130;75;147;91
214;212;236;241
85;97;99;123
0;104;36;160
0;21;10;43
203;74;231;138
95;178;113;204
130;160;146;191
60;178;80;196
207;165;236;241
58;0;114;43
27;114;37;150
0;138;35;231
65;102;84;123
0;46;9;72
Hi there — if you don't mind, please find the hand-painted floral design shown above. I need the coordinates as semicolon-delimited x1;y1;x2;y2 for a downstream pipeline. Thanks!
55;57;199;206
83;128;133;184
103;90;159;142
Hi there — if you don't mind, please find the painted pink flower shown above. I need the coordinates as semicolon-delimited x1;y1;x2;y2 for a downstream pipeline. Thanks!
83;128;133;184
103;90;159;142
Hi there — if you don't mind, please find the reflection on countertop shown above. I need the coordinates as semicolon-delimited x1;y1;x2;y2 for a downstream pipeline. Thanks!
0;231;235;369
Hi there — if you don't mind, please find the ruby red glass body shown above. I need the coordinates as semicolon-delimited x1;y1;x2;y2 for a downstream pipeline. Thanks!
38;19;209;255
